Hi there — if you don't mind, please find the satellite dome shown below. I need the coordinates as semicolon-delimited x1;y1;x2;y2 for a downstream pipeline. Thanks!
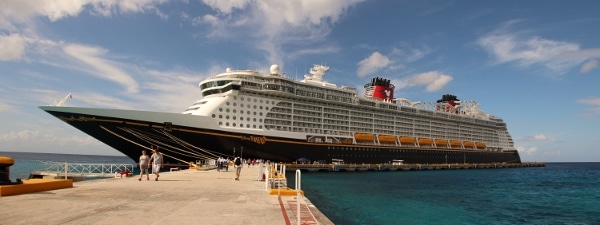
226;68;232;73
270;64;280;75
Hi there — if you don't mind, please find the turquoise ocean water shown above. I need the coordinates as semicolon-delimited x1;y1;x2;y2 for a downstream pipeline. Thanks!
2;152;599;224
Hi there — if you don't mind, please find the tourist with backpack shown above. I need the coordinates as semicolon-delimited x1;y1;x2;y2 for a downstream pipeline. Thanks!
234;155;242;181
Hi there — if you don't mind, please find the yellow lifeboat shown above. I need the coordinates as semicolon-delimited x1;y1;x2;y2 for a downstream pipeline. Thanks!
354;133;375;142
418;137;434;146
434;139;449;147
463;141;475;148
399;136;416;145
449;140;462;148
378;135;397;144
475;142;486;149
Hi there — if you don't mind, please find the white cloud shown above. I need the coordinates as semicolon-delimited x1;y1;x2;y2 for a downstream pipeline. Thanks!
397;71;453;92
517;146;538;156
0;102;15;112
576;97;600;117
63;44;139;93
197;0;364;65
476;24;600;74
522;134;549;142
202;0;251;14
357;52;391;77
580;59;598;73
0;33;27;61
0;0;168;31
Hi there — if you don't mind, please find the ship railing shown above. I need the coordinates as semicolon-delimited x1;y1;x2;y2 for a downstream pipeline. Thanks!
32;161;135;178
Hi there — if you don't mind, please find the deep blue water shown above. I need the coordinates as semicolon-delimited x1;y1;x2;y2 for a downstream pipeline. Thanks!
3;152;599;224
295;163;600;225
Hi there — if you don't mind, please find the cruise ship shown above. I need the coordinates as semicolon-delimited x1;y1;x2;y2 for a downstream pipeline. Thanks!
40;64;521;165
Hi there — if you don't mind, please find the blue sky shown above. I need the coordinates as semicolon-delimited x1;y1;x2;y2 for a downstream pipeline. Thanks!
1;0;599;162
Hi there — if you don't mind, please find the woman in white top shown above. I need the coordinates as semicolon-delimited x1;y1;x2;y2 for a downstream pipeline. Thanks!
138;150;150;181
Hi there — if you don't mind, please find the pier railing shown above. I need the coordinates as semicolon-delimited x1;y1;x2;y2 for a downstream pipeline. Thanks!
31;161;135;179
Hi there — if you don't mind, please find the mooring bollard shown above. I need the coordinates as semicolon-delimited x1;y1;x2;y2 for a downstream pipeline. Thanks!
0;156;22;185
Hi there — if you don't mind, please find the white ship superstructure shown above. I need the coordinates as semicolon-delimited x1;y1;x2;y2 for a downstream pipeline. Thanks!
184;64;516;152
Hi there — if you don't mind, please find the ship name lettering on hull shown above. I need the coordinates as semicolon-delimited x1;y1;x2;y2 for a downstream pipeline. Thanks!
241;135;267;145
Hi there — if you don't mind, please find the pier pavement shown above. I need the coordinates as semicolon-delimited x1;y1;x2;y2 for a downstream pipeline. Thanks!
0;165;333;225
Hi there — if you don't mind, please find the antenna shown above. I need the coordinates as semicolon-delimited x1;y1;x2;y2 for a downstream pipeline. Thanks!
55;93;72;106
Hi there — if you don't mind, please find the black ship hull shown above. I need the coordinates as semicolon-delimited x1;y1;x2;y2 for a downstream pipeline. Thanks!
40;106;521;165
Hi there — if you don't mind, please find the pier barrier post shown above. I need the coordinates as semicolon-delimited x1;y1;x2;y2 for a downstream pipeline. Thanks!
64;162;68;179
295;169;301;225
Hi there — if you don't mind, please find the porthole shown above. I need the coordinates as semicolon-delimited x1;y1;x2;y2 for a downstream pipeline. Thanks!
233;103;237;107
253;112;257;115
233;116;237;120
259;112;263;116
219;108;223;112
254;105;257;109
260;106;263;110
254;99;257;102
233;123;236;127
226;122;230;126
211;114;216;118
226;115;230;119
241;97;244;101
240;117;244;121
240;123;243;127
241;104;244;107
219;115;223;119
219;122;222;125
233;109;237;113
233;96;237;100
226;102;230;106
253;118;256;122
259;125;263;129
266;107;269;110
241;110;244;114
226;109;230;113
253;125;256;128
260;100;263;103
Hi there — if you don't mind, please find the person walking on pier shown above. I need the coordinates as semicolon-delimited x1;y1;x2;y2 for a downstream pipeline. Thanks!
149;146;163;181
138;150;150;181
234;155;242;180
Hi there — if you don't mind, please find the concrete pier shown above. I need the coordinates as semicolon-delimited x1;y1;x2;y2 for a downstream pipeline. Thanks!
0;165;333;225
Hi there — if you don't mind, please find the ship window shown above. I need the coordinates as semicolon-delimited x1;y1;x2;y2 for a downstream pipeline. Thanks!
212;114;216;118
226;109;230;113
233;109;237;113
253;112;257;115
247;118;250;121
240;117;244;121
253;118;256;122
241;97;244;101
247;111;251;115
233;103;237;107
247;124;250;128
260;100;263;103
253;125;256;128
259;125;262;129
259;113;263;116
233;96;237;100
233;123;236;127
260;106;263;110
233;116;237;120
241;110;244;114
254;99;257;102
254;105;257;109
219;108;223;112
226;102;230;106
219;122;222;125
226;115;230;119
240;123;243;127
219;115;223;119
241;104;244;107
266;107;269;110
226;122;230;126
259;119;262;122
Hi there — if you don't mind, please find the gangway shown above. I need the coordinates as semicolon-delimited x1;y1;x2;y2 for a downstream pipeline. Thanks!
30;161;135;180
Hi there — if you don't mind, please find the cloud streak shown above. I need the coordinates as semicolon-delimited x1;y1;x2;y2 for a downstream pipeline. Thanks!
476;21;600;74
